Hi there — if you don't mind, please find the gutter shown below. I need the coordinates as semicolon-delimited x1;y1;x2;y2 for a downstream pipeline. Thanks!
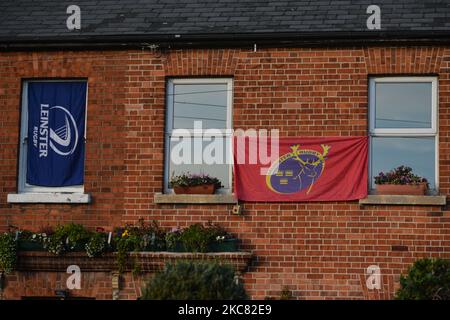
0;30;449;50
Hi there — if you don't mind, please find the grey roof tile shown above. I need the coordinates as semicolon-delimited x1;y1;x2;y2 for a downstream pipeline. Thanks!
0;0;448;42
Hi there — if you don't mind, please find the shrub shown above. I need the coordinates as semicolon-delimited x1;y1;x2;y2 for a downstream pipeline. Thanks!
141;260;248;300
396;258;450;300
0;233;17;273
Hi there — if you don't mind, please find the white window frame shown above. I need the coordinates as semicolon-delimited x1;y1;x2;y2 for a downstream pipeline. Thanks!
164;78;233;194
369;76;439;192
17;79;88;194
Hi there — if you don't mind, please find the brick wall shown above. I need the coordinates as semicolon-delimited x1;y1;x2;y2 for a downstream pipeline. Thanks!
1;46;450;299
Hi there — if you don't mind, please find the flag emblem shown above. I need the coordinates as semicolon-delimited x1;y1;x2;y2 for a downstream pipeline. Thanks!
266;144;330;194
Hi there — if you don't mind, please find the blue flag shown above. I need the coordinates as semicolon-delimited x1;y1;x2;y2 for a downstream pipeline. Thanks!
27;82;86;187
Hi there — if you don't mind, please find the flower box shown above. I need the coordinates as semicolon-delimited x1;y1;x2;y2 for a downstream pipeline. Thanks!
376;183;427;195
144;240;167;252
170;173;222;194
17;240;45;251
173;184;216;195
167;239;239;253
208;239;239;252
374;166;429;196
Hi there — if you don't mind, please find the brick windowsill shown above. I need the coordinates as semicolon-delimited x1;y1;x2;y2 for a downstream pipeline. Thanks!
154;193;237;204
16;251;252;273
359;195;447;206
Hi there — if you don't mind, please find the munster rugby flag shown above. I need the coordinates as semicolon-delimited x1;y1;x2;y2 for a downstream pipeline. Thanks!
27;82;86;187
233;136;368;202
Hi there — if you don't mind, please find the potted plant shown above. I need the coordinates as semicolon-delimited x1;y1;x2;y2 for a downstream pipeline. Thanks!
374;166;429;195
169;172;223;195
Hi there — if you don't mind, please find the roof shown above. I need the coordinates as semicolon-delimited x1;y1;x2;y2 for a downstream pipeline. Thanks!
0;0;449;48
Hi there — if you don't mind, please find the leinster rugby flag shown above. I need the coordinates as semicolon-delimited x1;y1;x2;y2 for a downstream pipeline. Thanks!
233;136;368;202
27;82;86;187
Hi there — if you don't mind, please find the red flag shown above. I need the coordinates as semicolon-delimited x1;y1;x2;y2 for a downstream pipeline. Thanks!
233;136;368;202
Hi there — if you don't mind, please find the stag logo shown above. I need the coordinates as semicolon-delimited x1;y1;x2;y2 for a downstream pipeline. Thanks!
266;144;330;194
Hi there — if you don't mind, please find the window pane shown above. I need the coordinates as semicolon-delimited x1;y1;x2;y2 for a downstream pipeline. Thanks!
375;82;432;128
173;84;228;129
371;137;435;189
168;137;231;189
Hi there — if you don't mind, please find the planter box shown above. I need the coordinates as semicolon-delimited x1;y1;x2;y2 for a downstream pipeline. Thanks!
376;183;427;195
208;239;239;252
145;240;167;252
173;184;215;195
17;251;253;273
18;240;45;251
167;239;239;253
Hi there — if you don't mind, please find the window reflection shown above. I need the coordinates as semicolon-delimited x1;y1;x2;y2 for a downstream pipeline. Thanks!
371;137;435;189
375;82;432;129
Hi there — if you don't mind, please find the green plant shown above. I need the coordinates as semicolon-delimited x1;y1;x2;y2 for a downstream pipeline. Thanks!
374;166;428;186
41;224;87;255
0;233;17;273
55;223;91;251
395;258;450;300
165;228;182;251
169;172;222;189
166;222;232;252
136;220;166;251
43;233;66;255
85;232;108;258
141;260;248;300
113;226;144;274
179;224;215;252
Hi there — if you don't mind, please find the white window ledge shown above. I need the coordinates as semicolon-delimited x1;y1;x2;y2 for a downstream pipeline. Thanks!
154;193;237;204
359;195;446;206
7;193;91;204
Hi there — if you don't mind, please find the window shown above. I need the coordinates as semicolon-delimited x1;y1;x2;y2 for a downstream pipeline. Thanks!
165;78;233;194
369;77;438;192
8;80;89;203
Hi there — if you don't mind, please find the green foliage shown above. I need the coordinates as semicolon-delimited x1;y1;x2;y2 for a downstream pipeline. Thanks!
7;220;237;274
165;229;182;251
166;222;232;252
42;223;91;255
141;260;248;300
396;258;450;300
85;232;107;258
43;233;66;255
113;219;165;273
179;223;222;252
0;233;17;273
55;223;91;251
115;233;141;274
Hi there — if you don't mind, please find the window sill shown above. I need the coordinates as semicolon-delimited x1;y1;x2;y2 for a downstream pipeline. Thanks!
7;193;91;204
359;195;446;206
154;193;237;204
